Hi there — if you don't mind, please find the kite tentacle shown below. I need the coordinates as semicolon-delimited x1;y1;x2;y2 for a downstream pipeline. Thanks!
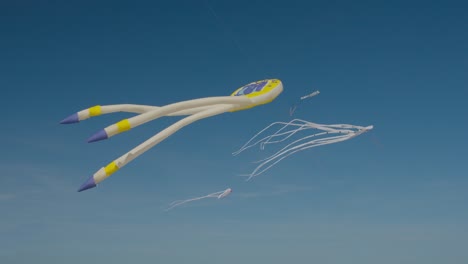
245;135;353;180
233;119;312;155
82;105;235;189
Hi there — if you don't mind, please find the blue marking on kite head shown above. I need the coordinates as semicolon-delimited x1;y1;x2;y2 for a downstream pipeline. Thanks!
232;80;268;96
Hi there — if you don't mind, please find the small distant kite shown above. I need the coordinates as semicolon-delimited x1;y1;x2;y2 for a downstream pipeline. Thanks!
165;188;232;211
233;118;373;180
61;79;283;192
289;90;320;116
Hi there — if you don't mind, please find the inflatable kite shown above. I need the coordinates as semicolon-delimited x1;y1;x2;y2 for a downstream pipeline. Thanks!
61;79;283;192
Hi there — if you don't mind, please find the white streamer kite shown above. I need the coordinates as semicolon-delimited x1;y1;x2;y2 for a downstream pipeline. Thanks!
233;119;373;180
61;79;283;192
165;188;232;211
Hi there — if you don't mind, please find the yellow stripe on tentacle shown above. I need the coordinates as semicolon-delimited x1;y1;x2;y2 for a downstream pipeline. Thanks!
116;119;131;132
89;105;102;117
104;161;120;176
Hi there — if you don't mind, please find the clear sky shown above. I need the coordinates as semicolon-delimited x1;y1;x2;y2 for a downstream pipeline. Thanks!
1;0;467;263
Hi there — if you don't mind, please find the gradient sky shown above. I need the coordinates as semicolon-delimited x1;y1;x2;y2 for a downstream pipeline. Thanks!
1;1;467;263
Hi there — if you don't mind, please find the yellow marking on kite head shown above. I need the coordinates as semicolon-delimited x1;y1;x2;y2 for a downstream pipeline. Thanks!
89;105;102;117
116;119;131;132
229;79;283;112
104;161;120;176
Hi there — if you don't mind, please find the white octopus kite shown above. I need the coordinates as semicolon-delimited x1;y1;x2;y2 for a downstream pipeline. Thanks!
61;79;283;192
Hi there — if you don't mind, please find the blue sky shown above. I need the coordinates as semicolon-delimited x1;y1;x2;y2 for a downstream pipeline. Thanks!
1;0;467;263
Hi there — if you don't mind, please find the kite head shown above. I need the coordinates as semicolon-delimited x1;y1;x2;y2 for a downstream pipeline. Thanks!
230;79;283;112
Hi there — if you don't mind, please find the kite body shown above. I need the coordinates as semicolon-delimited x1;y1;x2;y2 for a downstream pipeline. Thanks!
61;79;283;192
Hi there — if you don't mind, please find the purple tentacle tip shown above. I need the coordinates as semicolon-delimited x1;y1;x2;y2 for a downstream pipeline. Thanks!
60;113;79;124
78;176;96;192
87;129;108;143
